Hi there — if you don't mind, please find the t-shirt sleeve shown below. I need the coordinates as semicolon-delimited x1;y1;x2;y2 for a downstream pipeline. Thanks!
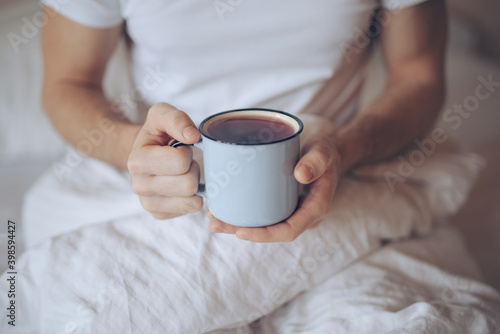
380;0;429;10
42;0;123;28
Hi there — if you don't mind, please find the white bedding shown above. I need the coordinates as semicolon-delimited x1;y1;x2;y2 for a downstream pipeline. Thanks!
254;226;500;334
2;0;500;287
1;143;499;333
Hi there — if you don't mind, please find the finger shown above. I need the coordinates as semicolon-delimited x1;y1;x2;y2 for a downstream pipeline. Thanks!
150;212;182;220
208;218;291;240
132;162;200;196
139;194;203;215
294;142;334;185
208;219;241;234
207;210;241;234
135;102;201;147
307;219;322;230
234;208;316;242
234;222;299;243
128;145;193;176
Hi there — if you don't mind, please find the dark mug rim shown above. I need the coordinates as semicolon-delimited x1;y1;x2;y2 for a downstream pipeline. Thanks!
199;108;304;146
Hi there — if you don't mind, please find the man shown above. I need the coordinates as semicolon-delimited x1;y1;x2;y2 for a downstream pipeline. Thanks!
39;0;446;243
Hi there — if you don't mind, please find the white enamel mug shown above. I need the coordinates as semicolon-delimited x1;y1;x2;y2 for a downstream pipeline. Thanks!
171;108;303;227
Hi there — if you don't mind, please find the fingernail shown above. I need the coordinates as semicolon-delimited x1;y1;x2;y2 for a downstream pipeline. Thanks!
209;225;222;233
236;231;248;240
183;126;198;139
298;164;314;182
211;228;222;233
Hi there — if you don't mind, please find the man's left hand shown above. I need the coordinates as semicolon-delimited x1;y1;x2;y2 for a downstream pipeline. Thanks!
208;133;343;242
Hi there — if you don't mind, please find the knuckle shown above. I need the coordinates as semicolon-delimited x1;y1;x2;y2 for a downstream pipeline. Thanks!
311;150;330;171
282;225;298;242
149;102;172;117
182;197;203;213
185;175;199;195
127;156;143;175
176;154;191;174
284;232;297;242
131;179;141;195
192;196;204;211
132;181;151;196
139;197;155;212
179;202;191;214
152;212;170;220
170;108;188;124
132;184;151;196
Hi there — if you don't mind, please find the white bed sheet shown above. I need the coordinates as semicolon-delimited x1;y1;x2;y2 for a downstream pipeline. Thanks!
3;141;500;333
254;226;500;334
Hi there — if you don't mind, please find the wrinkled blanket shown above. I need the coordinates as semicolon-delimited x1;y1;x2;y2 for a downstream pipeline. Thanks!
1;143;499;333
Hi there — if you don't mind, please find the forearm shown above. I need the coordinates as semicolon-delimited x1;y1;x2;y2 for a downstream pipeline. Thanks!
335;77;444;174
43;80;140;170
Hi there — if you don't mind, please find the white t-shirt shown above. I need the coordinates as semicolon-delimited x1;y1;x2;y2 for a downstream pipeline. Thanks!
43;0;427;126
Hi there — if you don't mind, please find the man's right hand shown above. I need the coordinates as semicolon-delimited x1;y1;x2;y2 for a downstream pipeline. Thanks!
128;103;204;220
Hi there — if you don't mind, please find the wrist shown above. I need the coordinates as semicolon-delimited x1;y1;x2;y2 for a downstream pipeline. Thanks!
112;121;141;170
332;127;364;176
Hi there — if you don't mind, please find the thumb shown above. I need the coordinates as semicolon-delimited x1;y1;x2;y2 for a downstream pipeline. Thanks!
138;102;200;147
294;143;333;184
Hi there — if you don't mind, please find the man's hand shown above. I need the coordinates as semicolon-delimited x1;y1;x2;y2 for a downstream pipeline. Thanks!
128;103;204;220
208;128;344;243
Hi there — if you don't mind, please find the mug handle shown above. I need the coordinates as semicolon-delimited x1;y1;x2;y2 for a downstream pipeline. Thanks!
169;139;206;197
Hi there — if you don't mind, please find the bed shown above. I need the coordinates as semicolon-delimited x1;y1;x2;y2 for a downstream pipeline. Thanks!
1;0;499;332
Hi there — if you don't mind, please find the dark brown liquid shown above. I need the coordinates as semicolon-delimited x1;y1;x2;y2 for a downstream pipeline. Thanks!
205;116;296;144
